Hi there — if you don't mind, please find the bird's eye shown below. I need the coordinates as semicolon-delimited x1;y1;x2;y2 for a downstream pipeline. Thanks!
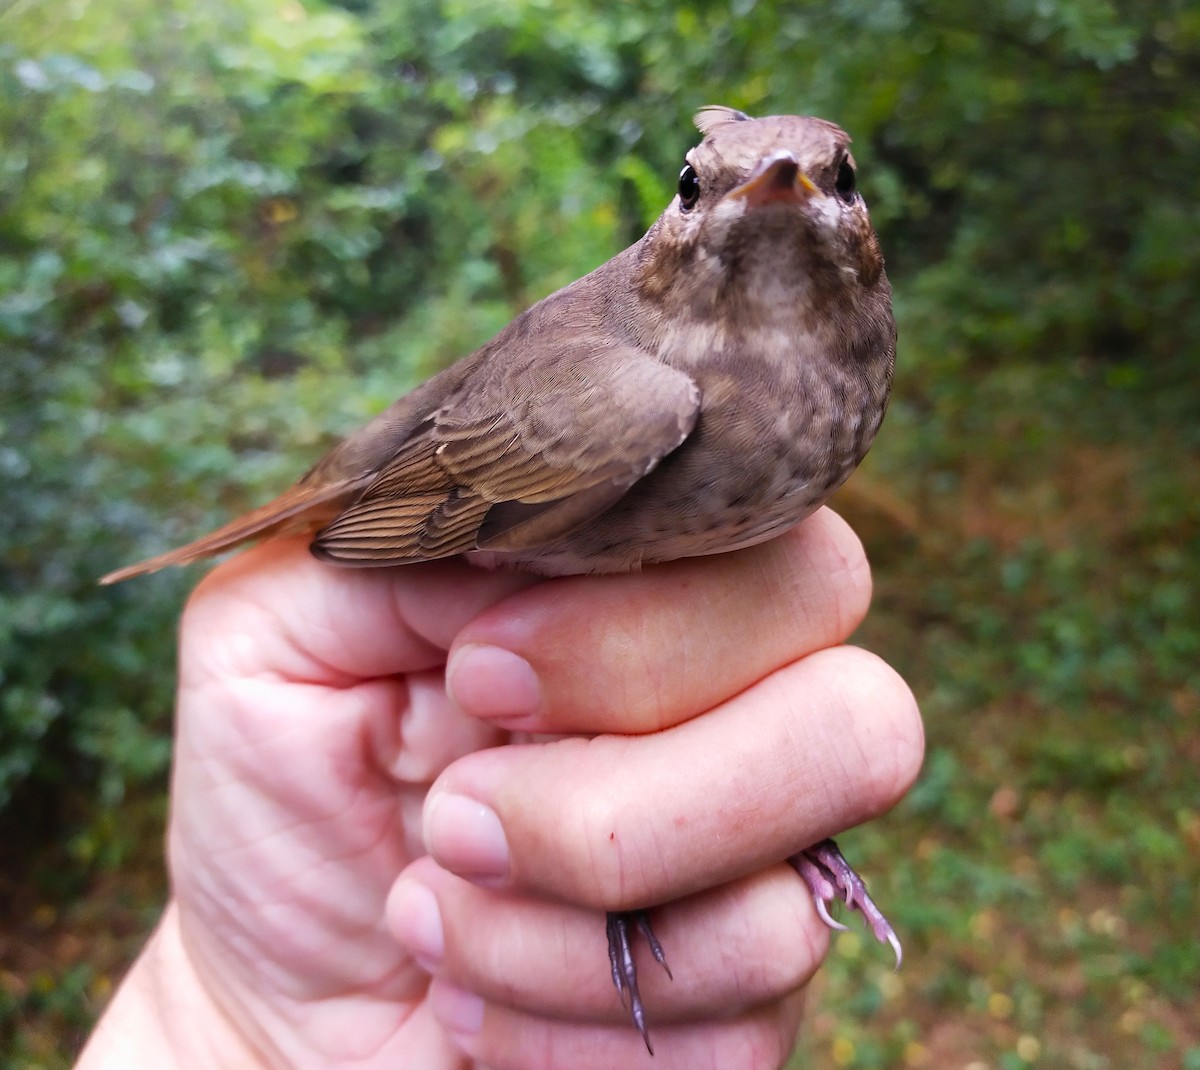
834;157;857;203
678;164;700;210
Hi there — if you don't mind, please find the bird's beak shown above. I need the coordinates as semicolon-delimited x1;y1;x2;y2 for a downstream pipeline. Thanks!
726;151;818;209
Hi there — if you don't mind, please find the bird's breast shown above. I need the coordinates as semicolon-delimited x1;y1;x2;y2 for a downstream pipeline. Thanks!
503;323;890;576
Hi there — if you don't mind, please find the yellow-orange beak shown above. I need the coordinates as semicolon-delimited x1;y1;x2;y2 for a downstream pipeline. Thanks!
726;151;818;209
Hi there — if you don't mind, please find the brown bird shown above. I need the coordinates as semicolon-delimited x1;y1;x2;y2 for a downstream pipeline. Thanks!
103;105;900;1051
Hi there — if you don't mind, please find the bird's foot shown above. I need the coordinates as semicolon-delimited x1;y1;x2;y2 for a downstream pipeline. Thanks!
789;837;902;967
606;909;673;1055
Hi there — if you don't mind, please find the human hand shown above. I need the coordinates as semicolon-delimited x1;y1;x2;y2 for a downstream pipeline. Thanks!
77;508;921;1070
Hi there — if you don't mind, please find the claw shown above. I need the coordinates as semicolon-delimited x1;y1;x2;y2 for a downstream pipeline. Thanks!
789;837;902;968
886;928;904;971
606;913;628;1005
606;910;671;1054
813;894;850;932
636;912;673;980
603;840;897;1055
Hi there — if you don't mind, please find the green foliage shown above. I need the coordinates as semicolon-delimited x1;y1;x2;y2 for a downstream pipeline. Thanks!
1;0;1197;1065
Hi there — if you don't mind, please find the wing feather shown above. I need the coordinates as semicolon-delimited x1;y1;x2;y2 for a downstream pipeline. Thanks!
312;343;701;565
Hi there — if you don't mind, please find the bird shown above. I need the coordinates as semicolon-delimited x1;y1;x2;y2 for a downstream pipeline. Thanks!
103;104;901;1052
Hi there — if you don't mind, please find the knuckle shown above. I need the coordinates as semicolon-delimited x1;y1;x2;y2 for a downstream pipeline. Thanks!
737;876;827;999
753;921;824;999
815;512;874;635
836;647;925;812
559;758;642;908
503;738;667;911
702;1003;804;1070
778;510;874;643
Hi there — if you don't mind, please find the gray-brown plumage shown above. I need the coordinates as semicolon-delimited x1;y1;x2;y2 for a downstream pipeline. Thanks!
102;105;894;584
102;105;901;1054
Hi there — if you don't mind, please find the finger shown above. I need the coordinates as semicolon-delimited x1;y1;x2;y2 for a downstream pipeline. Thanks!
425;646;922;908
426;977;805;1070
445;508;872;734
180;536;534;685
177;538;526;804
387;857;825;1027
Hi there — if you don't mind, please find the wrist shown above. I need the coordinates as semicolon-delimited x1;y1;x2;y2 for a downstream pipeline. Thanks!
75;901;267;1070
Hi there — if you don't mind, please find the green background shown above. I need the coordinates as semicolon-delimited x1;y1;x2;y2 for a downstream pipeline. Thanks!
2;0;1197;1066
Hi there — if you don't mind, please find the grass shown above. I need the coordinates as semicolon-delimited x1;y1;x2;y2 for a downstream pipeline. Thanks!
3;352;1198;1069
790;350;1200;1068
1;808;164;1068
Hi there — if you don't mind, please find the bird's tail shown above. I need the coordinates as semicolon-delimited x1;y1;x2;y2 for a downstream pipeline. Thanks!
98;479;359;585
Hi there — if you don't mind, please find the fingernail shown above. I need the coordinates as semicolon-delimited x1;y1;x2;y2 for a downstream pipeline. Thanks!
388;880;444;973
430;979;485;1037
425;792;510;884
446;644;542;725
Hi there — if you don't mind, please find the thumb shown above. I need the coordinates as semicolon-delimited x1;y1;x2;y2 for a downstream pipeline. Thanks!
178;537;537;687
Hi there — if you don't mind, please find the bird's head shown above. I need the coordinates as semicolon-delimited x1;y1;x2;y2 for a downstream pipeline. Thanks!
636;106;887;333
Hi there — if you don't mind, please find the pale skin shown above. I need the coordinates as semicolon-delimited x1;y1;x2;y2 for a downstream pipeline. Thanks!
75;508;922;1070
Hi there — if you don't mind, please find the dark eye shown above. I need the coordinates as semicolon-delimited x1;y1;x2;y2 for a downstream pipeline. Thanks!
834;157;857;202
678;164;700;210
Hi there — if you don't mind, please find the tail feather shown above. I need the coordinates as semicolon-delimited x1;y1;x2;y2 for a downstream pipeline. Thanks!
99;479;362;585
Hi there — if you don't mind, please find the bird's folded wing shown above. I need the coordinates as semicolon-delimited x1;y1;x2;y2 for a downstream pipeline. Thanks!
312;347;701;563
